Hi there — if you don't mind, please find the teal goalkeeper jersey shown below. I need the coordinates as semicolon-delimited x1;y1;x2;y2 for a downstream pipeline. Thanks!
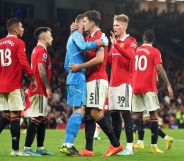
64;30;98;85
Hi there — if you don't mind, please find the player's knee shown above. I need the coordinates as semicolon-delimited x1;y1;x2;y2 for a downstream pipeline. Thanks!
133;112;143;120
32;117;42;123
3;111;11;117
90;108;102;120
149;111;158;120
143;116;150;122
10;111;21;118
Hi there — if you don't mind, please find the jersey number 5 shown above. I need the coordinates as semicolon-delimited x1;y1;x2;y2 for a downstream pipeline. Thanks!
135;55;147;71
0;49;12;67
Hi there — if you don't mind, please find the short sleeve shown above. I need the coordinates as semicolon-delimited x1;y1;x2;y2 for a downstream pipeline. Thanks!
37;50;48;64
154;49;162;65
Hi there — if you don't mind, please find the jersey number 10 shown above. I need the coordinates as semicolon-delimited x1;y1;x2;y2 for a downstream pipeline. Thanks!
0;49;12;67
135;55;147;71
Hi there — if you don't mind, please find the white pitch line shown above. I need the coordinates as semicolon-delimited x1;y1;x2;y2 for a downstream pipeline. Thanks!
173;139;184;142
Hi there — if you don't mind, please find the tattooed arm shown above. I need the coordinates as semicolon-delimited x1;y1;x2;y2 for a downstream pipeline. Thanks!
156;64;173;99
38;63;52;98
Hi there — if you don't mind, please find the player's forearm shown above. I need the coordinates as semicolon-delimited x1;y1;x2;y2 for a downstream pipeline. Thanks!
38;63;50;88
77;41;99;51
157;64;171;87
81;56;103;69
114;44;134;59
74;33;98;51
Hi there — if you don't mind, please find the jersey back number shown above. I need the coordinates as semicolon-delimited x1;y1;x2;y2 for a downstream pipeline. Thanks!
0;49;12;67
135;55;147;71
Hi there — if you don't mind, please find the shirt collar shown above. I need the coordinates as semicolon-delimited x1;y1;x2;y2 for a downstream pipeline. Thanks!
7;34;17;38
142;43;152;46
90;28;100;37
119;34;129;41
37;42;47;50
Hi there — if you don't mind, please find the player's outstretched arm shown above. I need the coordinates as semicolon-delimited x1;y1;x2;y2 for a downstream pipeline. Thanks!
73;32;108;51
156;64;173;99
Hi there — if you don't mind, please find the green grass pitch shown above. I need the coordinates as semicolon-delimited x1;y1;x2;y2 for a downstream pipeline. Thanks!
0;129;183;161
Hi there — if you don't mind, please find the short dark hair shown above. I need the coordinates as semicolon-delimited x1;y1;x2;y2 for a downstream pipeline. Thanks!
83;10;101;26
34;27;51;40
143;29;155;43
75;14;84;23
6;18;21;31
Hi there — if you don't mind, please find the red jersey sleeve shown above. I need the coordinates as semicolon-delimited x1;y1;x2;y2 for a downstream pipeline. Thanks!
114;38;137;59
17;40;32;76
107;46;113;64
153;49;162;65
37;50;48;64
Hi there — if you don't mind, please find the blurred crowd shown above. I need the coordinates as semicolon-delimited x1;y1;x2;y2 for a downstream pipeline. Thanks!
0;8;183;129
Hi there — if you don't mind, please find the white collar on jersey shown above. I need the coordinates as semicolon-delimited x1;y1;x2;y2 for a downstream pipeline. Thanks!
90;28;100;37
142;43;152;46
119;34;129;41
37;42;47;50
7;34;17;38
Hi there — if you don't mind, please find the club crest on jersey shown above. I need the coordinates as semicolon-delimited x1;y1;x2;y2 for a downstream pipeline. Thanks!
130;43;137;48
43;53;47;59
119;43;124;48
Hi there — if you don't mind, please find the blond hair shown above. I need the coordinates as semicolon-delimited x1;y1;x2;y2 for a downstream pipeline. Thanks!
114;14;129;24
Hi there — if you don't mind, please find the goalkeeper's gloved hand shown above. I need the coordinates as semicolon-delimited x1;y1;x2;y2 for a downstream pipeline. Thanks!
96;33;109;47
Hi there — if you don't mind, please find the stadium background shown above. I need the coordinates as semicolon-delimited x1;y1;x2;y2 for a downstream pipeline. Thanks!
0;0;183;129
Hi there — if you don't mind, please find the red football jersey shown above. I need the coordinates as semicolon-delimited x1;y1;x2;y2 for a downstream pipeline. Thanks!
0;35;32;92
132;44;162;94
28;44;51;97
108;35;137;86
85;30;108;82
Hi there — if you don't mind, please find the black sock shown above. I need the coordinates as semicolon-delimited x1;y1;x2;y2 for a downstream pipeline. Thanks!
121;111;133;143
111;111;122;141
158;127;166;139
133;118;142;130
97;115;120;147
132;121;137;134
37;120;47;147
25;119;39;147
149;119;158;144
138;120;145;140
85;115;96;151
0;115;10;133
10;116;21;150
104;110;111;119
